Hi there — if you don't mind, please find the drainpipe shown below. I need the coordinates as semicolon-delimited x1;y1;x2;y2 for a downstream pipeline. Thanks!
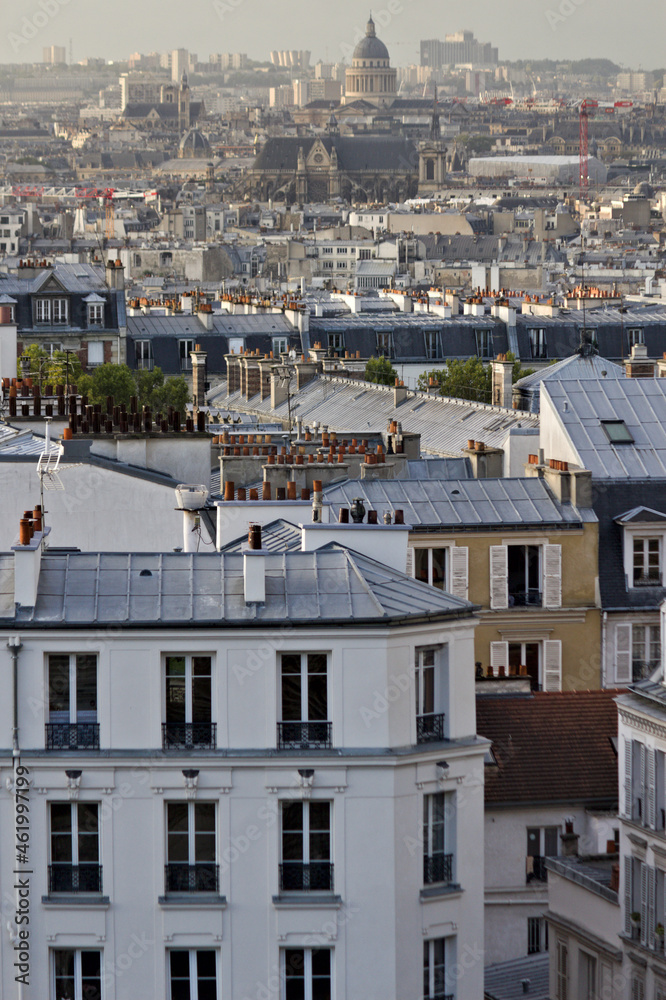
601;611;608;687
6;635;24;1000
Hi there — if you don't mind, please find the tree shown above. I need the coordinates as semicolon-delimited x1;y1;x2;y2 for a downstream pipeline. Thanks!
136;367;190;414
417;352;535;404
364;355;398;386
77;364;136;408
20;345;83;389
77;364;191;414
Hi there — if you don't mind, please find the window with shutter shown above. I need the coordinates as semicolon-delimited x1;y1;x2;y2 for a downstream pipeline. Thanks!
556;941;568;1000
648;865;657;942
624;739;633;818
647;748;656;829
624;855;633;935
615;624;632;684
543;544;562;609
490;642;509;674
406;547;413;577
450;547;468;601
641;862;649;946
543;640;562;692
490;545;508;610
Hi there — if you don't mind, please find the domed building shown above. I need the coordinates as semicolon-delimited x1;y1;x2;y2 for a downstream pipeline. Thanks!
178;128;211;159
343;15;397;107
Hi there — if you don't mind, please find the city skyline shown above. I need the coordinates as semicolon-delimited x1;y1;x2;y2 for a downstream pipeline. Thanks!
2;0;665;68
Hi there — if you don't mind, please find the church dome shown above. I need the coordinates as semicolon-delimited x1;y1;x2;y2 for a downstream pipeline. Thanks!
353;17;389;61
179;129;211;157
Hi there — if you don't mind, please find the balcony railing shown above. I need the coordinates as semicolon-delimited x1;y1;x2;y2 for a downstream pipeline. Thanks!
277;721;332;750
526;855;548;883
634;574;661;587
164;863;219;893
508;589;542;607
162;722;217;750
423;853;453;885
46;723;100;750
633;660;660;682
279;862;334;892
48;864;102;893
416;713;446;744
136;358;154;371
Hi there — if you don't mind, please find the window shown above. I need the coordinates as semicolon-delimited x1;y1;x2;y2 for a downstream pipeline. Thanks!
336;246;346;254
228;337;244;355
321;247;333;255
633;537;661;586
578;952;597;1000
415;548;447;591
529;328;548;360
556;941;568;1000
601;419;634;444
88;303;104;326
35;298;51;324
52;298;69;324
273;337;289;355
336;261;346;269
509;642;540;690
164;655;214;749
87;341;104;367
179;338;195;372
527;916;548;954
327;333;344;351
282;948;331;1000
423;792;453;885
415;647;446;743
278;653;330;749
526;826;558;883
166;802;217;892
508;544;541;606
49;803;101;893
632;624;660;680
135;339;154;371
53;950;101;1000
376;332;393;357
281;801;333;891
46;654;98;750
424;330;442;360
322;260;334;270
359;248;372;260
168;951;217;1000
423;938;450;1000
475;329;493;359
627;328;644;349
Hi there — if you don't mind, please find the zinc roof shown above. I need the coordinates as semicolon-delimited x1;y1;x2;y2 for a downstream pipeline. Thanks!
214;375;539;457
543;377;666;479
11;547;473;626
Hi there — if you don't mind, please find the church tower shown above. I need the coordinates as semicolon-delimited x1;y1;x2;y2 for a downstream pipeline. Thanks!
418;85;447;194
178;72;191;133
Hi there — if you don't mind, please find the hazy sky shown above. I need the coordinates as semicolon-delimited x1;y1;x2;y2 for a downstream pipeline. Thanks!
2;0;665;68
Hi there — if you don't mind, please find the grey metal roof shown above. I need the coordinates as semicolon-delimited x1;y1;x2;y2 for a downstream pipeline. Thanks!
127;313;295;338
513;353;624;390
484;954;549;1000
322;478;591;529
543;378;666;479
210;375;540;457
219;519;302;554
402;458;473;479
9;548;473;626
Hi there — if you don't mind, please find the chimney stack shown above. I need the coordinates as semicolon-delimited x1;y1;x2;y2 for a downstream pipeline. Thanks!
243;524;266;603
625;343;656;378
190;345;208;410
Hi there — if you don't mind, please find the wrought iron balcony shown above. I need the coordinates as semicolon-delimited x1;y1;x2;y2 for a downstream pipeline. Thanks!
48;864;102;893
164;863;219;893
277;721;332;750
279;862;334;892
423;853;453;886
526;855;548;883
162;722;217;750
46;723;100;750
416;713;446;744
424;994;454;1000
508;589;542;607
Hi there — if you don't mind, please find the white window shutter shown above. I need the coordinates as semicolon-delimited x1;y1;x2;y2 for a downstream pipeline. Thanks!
639;742;646;823
490;642;509;673
406;547;414;577
490;545;508;610
648;865;657;941
624;738;633;818
624;856;633;934
543;544;562;609
615;624;632;684
543;640;562;692
450;546;468;601
647;748;656;829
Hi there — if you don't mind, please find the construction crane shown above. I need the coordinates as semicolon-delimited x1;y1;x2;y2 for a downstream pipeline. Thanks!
578;99;598;200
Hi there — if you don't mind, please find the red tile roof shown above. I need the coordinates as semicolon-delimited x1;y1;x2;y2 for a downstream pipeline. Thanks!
477;690;623;808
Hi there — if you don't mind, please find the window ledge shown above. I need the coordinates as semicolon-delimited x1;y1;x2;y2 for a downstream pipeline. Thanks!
41;894;110;908
272;893;343;909
158;894;227;907
420;883;462;901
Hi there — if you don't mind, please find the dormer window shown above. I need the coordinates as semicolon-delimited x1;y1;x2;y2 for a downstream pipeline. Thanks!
35;297;68;325
88;303;104;326
634;537;661;587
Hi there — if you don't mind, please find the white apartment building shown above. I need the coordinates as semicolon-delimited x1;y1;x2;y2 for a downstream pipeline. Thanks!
0;516;486;1000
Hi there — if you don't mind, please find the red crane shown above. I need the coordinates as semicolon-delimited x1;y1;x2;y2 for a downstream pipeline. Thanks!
579;99;597;199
